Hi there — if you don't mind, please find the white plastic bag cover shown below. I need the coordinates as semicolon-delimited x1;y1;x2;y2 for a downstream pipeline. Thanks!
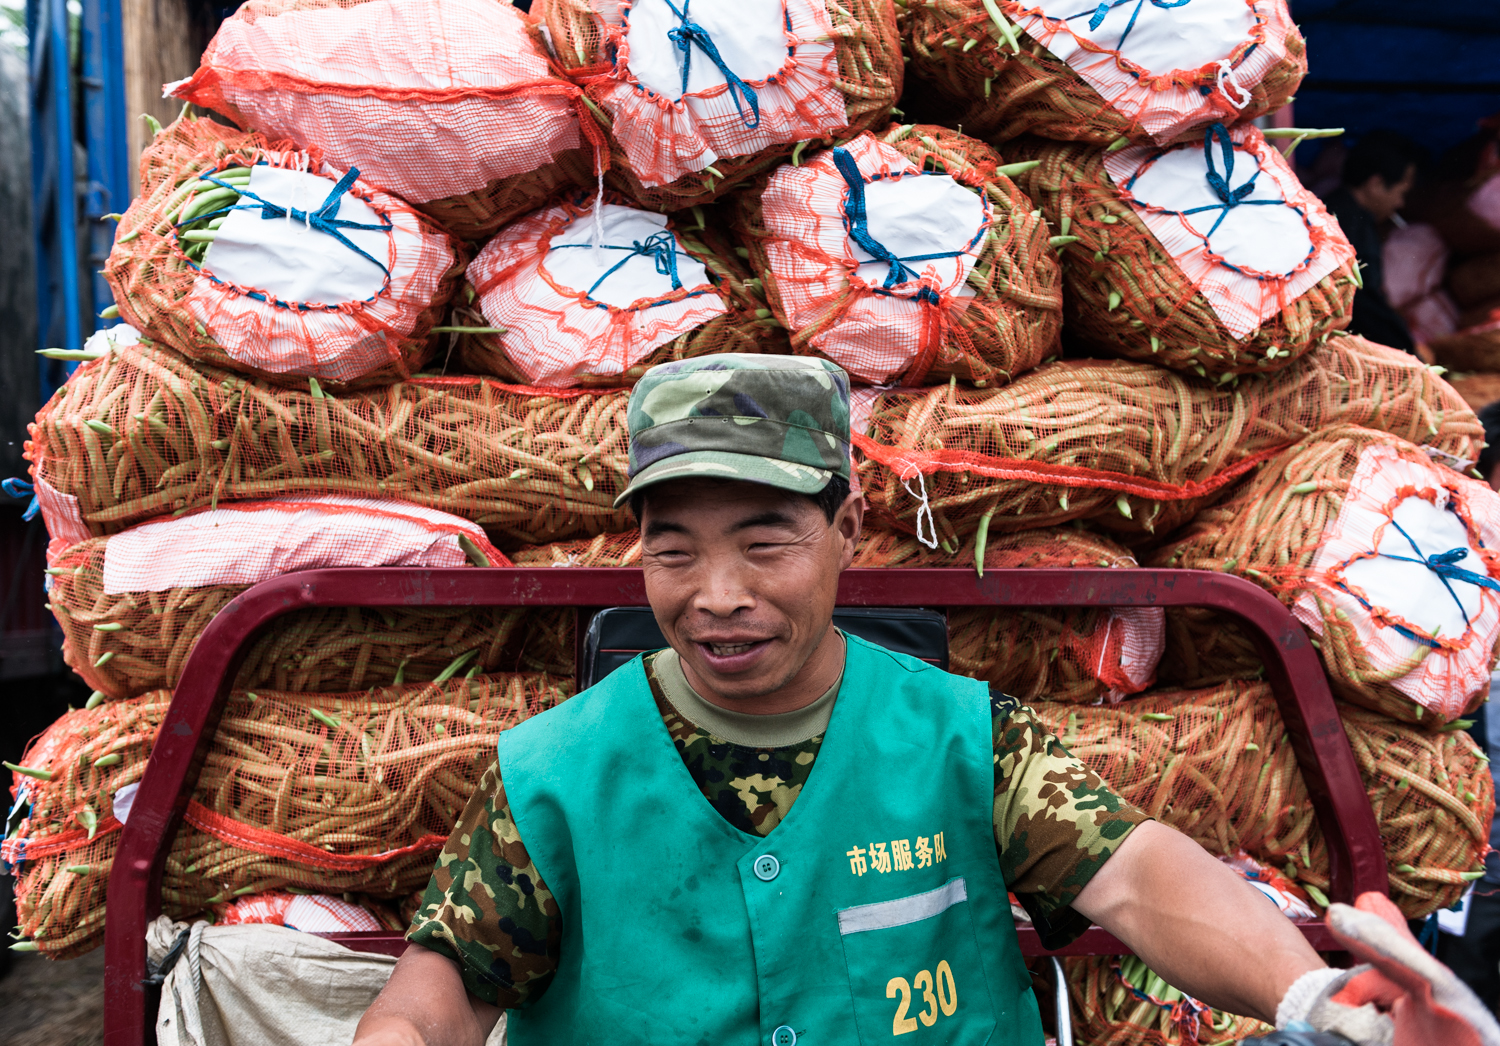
1104;124;1352;340
1292;443;1500;720
203;166;390;306
594;0;844;185
470;198;727;386
760;135;989;383
1006;0;1299;144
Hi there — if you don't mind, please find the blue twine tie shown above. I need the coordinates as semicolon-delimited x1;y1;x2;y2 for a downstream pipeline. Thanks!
661;0;760;129
551;230;688;304
2;477;37;522
1371;515;1500;645
1065;0;1192;51
1123;121;1291;260
181;166;394;278
832;147;978;303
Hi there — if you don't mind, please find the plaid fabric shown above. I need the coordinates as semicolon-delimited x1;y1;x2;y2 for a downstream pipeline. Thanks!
34;474;90;562
1005;0;1299;144
1291;442;1500;722
169;0;584;204
589;0;846;187
758;134;991;383
1103;124;1354;341
215;891;384;932
99;496;505;594
469;196;728;386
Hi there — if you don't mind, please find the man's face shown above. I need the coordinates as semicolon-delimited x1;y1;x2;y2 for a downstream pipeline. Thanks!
1355;164;1417;224
639;478;863;706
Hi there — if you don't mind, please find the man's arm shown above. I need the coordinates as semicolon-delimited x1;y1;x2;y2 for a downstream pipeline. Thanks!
354;945;502;1046
1072;819;1326;1024
353;760;561;1043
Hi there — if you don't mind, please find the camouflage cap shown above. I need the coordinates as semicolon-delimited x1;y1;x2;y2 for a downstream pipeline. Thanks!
614;354;852;508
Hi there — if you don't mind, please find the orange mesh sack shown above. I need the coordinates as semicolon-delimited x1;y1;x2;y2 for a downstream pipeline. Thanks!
166;0;595;241
104;115;464;389
25;341;634;545
1008;125;1357;377
535;0;901;210
901;0;1303;147
732;125;1062;386
1030;681;1494;919
1064;955;1271;1046
3;673;569;958
848;335;1480;546
850;526;1162;701
39;496;559;701
452;195;784;387
1150;426;1500;725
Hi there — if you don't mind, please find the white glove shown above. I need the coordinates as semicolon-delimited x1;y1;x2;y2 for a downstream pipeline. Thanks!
1277;965;1393;1045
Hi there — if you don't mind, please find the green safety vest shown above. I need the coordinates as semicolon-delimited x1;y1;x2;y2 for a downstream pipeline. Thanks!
499;632;1043;1046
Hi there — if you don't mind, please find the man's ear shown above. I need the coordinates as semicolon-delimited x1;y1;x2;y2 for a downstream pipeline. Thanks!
834;490;864;571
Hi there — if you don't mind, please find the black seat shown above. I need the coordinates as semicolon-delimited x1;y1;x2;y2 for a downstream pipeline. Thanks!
580;606;949;690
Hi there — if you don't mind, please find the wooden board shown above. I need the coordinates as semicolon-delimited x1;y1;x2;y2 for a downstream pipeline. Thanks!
121;0;211;194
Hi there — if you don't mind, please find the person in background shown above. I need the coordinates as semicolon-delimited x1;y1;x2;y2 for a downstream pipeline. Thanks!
1437;399;1500;1011
1325;130;1426;353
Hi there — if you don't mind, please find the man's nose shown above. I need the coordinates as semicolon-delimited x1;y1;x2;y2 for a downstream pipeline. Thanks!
691;560;756;617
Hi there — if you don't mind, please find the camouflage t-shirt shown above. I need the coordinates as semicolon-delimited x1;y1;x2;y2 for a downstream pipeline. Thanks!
407;653;1148;1007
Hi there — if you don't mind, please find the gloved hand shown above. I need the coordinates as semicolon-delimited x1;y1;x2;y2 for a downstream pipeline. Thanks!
1275;891;1500;1046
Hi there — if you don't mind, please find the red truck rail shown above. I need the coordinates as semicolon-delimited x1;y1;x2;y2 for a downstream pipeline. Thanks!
102;567;1387;1045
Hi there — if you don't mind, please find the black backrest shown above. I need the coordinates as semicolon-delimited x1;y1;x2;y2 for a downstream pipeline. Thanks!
580;606;949;690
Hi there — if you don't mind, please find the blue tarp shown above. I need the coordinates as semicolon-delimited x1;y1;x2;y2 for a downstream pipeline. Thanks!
1289;0;1500;160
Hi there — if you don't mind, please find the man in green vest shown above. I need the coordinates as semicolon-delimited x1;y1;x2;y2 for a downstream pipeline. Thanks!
353;355;1493;1046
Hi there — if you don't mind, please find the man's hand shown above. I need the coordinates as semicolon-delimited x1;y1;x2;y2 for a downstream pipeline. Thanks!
1274;891;1500;1046
352;944;501;1046
1072;820;1326;1023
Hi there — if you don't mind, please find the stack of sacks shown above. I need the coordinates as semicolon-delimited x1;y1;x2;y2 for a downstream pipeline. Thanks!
14;0;1498;1021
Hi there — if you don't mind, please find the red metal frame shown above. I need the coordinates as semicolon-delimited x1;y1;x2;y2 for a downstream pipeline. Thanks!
102;567;1386;1046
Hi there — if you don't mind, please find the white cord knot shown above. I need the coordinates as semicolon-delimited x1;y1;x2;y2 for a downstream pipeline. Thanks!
1216;59;1253;110
898;462;938;549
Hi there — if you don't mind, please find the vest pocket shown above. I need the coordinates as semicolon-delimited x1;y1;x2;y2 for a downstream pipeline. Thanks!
837;878;997;1045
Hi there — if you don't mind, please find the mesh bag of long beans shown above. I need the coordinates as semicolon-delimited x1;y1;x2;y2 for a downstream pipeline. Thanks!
1150;426;1500;725
166;0;598;241
1006;124;1357;378
731;124;1062;386
900;0;1303;147
103;114;464;389
533;0;901;211
1030;681;1494;919
24;340;634;545
2;673;569;958
39;496;570;701
1063;955;1271;1046
451;195;783;387
850;526;1163;701
848;334;1481;546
